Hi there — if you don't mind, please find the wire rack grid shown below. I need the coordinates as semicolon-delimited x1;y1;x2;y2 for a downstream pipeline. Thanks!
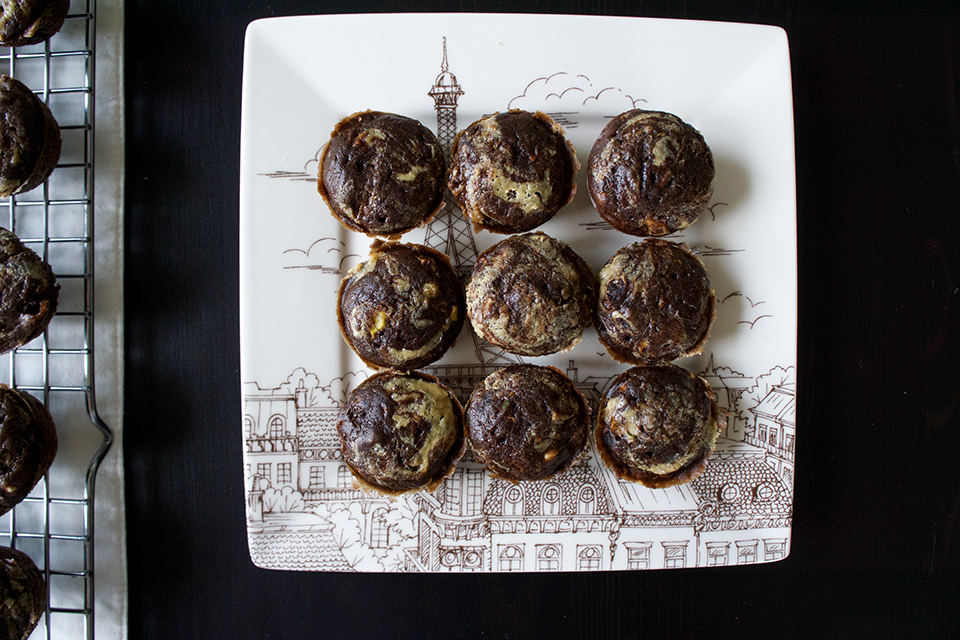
0;1;113;639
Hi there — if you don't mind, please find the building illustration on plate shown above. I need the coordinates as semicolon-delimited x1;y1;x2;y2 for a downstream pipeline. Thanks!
244;39;795;572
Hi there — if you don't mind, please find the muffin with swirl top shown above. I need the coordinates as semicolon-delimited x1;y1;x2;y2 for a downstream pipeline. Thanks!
594;239;714;364
0;383;58;516
466;232;595;357
337;241;465;371
447;110;579;234
0;545;47;640
587;109;714;237
0;75;61;198
465;364;591;483
337;370;466;495
595;363;721;488
0;0;70;47
0;227;59;355
318;110;447;238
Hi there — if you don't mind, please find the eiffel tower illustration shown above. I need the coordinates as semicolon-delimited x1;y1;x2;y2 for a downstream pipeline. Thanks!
421;37;522;400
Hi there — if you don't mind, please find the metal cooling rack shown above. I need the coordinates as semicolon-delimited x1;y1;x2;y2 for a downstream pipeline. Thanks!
0;1;114;639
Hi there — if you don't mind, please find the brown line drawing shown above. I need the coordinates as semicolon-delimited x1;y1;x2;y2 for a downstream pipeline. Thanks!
721;290;765;307
260;170;314;182
738;315;773;328
706;201;728;221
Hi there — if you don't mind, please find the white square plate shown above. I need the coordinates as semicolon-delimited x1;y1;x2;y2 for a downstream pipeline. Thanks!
240;13;796;572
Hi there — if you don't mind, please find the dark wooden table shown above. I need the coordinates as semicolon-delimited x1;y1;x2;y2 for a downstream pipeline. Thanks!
124;1;959;637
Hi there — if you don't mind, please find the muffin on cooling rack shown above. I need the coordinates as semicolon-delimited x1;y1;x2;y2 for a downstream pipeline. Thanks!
337;241;465;371
0;227;59;354
0;75;61;198
0;0;70;47
337;370;466;495
587;109;714;237
447;110;579;234
595;363;721;488
465;364;591;483
466;232;595;357
0;545;46;640
318;110;446;238
0;383;58;515
594;239;714;364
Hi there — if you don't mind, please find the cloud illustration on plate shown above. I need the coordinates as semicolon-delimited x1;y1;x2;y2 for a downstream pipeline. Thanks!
282;236;360;274
507;72;644;127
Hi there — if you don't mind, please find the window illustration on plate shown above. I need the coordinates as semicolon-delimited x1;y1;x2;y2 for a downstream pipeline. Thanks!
625;543;652;570
498;545;523;572
577;545;602;571
764;538;787;562
503;485;523;516
268;415;284;439
706;542;730;567
541;485;561;516
577;486;596;515
737;540;759;565
371;508;389;549
662;542;688;569
243;32;796;573
309;465;324;489
537;545;561;571
336;465;351;488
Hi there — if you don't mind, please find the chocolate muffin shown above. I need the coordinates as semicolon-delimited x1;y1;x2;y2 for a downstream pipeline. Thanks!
587;109;714;236
465;364;590;483
337;370;466;495
0;0;69;47
318;110;446;238
0;384;58;515
0;228;58;354
466;232;595;357
595;239;714;364
447;110;579;234
337;241;465;371
595;364;720;488
0;546;46;640
0;75;61;198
